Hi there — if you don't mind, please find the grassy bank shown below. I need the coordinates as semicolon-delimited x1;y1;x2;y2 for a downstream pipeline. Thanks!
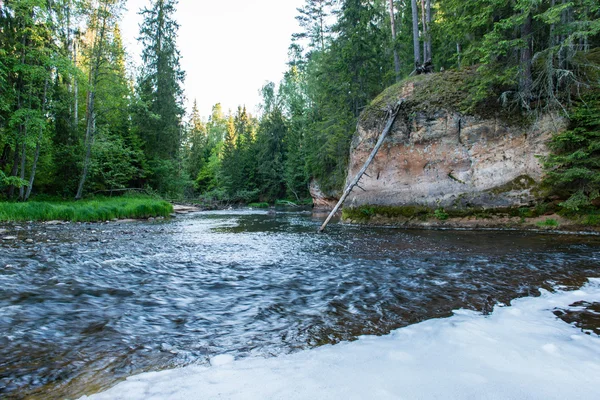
0;196;173;222
342;204;600;231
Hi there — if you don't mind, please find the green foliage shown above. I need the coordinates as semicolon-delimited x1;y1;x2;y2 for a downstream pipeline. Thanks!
134;0;185;196
434;208;449;221
248;202;269;208
0;196;172;222
536;218;560;228
147;159;191;199
581;212;600;226
0;171;28;190
2;0;598;206
543;95;600;211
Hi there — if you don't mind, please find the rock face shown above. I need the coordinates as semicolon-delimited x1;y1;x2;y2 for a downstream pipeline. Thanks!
310;180;339;210
344;83;565;209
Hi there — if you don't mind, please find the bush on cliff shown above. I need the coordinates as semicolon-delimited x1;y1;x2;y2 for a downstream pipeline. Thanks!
543;93;600;212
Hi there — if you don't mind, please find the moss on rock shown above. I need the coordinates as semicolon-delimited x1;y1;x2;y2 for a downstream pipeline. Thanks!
485;175;537;195
361;67;532;130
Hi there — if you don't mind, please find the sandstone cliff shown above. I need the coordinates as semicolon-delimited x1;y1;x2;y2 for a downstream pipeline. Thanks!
343;72;565;210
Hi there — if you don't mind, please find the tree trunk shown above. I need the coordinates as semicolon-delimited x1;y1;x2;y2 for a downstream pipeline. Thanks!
0;144;10;169
18;124;27;200
411;0;420;68
75;91;95;200
75;2;108;199
318;101;403;233
73;40;78;130
19;86;33;200
519;10;533;106
7;138;19;198
25;78;49;201
421;0;427;63
389;0;400;82
425;0;432;63
456;42;462;68
559;0;567;69
9;25;27;198
548;0;556;101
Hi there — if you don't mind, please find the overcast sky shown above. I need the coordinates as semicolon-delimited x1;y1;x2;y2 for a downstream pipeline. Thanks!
120;0;304;119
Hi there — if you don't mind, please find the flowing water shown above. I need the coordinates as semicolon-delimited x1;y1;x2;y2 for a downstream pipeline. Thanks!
1;210;599;399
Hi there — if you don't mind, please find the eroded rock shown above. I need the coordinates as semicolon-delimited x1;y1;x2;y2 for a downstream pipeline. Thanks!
344;83;565;209
309;180;339;211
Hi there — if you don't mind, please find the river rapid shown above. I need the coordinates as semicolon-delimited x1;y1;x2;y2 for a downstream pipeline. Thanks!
1;210;599;399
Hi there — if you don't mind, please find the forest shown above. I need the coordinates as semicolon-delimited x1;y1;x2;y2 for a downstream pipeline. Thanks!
0;0;599;210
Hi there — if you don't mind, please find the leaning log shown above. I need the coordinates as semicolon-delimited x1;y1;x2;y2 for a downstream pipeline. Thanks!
318;100;404;233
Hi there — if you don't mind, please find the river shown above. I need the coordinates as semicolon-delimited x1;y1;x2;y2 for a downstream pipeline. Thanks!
1;209;599;399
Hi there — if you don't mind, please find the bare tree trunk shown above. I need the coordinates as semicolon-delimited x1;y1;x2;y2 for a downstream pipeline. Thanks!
9;28;27;198
319;10;325;50
559;0;568;69
25;78;49;201
389;0;400;82
425;0;432;63
319;101;403;233
7;138;19;198
547;0;556;101
420;0;427;63
0;144;10;169
549;0;556;48
19;85;35;200
519;10;533;106
411;0;420;68
456;42;462;68
75;2;108;199
75;91;95;200
73;40;78;129
18;124;27;200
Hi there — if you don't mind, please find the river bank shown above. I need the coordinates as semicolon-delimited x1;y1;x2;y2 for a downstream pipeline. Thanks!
0;197;173;223
339;204;600;234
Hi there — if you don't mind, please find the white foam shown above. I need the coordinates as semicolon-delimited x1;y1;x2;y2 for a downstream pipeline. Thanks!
211;354;235;366
82;278;600;400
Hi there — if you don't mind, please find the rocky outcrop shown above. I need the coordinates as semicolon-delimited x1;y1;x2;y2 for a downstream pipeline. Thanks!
310;179;339;210
344;79;565;210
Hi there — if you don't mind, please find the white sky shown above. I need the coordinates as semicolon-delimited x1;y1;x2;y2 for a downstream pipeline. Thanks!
120;0;304;119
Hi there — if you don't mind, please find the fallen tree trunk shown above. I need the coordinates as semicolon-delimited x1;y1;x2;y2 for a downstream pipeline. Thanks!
318;100;404;233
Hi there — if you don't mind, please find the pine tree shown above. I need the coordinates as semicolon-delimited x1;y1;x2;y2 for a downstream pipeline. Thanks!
543;93;600;212
135;0;185;195
184;99;208;185
293;0;335;52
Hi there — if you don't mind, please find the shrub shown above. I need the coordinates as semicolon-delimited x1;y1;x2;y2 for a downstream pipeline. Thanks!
434;208;449;220
248;202;269;208
536;218;559;228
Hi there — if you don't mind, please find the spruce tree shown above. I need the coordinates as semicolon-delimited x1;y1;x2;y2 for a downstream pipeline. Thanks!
135;0;185;194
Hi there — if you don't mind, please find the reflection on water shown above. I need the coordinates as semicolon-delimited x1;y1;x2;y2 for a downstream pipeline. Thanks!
1;210;599;399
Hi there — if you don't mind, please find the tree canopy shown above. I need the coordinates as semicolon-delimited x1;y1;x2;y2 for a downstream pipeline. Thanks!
0;0;598;207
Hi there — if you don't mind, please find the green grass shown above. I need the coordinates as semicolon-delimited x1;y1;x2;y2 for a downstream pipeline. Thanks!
0;196;173;222
275;198;314;206
536;218;560;228
248;202;269;208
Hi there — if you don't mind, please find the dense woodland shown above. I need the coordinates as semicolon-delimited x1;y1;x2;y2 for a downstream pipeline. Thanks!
0;0;599;210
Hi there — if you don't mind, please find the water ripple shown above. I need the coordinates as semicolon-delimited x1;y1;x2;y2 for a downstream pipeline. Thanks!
0;211;599;399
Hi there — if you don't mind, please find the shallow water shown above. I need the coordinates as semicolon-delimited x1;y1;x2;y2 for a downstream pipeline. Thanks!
1;210;599;399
